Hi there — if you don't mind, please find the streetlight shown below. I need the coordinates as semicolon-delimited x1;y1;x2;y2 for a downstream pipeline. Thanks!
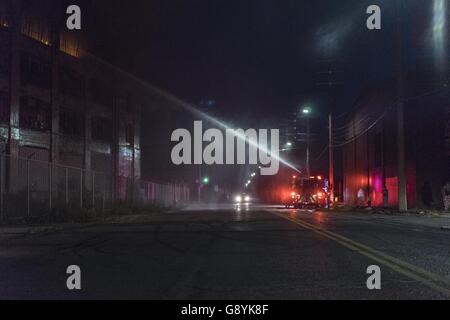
302;107;312;115
300;106;312;178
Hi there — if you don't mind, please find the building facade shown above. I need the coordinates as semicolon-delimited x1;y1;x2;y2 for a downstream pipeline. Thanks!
340;0;450;210
341;79;450;209
0;0;189;207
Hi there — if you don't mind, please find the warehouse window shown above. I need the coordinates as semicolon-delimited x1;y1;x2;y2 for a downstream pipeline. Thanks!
0;34;9;75
0;91;9;123
125;124;134;145
125;95;132;114
0;18;8;28
21;54;51;89
19;96;51;131
91;152;111;173
60;31;80;58
60;107;84;136
60;68;84;99
0;1;10;28
20;16;51;46
89;79;113;107
91;116;112;143
446;107;450;157
0;13;9;28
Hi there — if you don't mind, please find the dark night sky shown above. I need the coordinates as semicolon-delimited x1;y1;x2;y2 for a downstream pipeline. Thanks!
78;0;406;126
63;0;440;186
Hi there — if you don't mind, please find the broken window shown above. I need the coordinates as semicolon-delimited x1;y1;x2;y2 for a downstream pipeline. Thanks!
125;124;134;145
91;116;112;143
21;54;51;89
0;91;9;123
19;96;51;131
20;16;51;45
60;107;84;136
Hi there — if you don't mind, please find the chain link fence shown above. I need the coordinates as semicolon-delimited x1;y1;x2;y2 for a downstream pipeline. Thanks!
0;154;190;222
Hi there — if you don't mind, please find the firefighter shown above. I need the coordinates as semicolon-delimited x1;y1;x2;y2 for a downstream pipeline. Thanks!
441;182;450;211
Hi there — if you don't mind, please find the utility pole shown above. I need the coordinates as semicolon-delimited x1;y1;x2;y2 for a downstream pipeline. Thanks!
396;0;408;212
328;112;334;204
317;60;343;206
306;116;311;178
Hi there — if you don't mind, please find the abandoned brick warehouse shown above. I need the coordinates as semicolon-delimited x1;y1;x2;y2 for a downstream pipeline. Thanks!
0;0;190;218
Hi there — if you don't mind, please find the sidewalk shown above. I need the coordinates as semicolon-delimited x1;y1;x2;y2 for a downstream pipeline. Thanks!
329;205;450;230
0;222;98;239
372;207;450;219
333;204;450;217
0;211;185;239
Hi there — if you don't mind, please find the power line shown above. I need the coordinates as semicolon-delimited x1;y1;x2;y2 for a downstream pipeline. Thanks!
315;145;329;161
330;86;450;142
331;110;388;148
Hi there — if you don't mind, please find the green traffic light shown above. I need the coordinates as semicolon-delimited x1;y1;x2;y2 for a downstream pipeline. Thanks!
202;177;210;184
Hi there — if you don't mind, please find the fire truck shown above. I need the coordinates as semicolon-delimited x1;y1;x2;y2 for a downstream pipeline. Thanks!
283;176;329;209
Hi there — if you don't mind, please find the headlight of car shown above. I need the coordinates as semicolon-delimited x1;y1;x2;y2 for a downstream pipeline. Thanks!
235;196;242;203
244;196;251;202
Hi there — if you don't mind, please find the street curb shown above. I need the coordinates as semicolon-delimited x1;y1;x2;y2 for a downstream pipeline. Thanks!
0;222;98;237
0;226;57;235
0;213;167;237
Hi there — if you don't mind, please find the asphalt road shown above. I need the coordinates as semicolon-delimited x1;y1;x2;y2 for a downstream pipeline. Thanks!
0;204;449;300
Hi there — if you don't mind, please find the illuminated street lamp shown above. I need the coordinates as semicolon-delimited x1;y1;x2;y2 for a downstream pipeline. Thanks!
301;106;312;178
302;107;312;115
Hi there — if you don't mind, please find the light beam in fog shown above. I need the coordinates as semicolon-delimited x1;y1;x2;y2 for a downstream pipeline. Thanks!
84;52;301;174
184;104;301;174
432;0;447;70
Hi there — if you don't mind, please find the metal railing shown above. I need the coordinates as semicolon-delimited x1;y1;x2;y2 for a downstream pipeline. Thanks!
0;154;190;222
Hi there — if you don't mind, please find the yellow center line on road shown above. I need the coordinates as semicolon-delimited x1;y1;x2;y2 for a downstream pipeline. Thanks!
268;210;450;297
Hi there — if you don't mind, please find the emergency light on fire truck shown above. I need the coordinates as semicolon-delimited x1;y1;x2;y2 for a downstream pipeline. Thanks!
283;175;330;209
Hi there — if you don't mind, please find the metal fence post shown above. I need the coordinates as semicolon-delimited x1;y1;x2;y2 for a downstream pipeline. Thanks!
111;176;114;210
49;163;52;210
65;167;69;205
27;159;30;218
0;155;4;222
92;171;95;208
80;169;83;209
131;176;134;206
102;175;106;211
